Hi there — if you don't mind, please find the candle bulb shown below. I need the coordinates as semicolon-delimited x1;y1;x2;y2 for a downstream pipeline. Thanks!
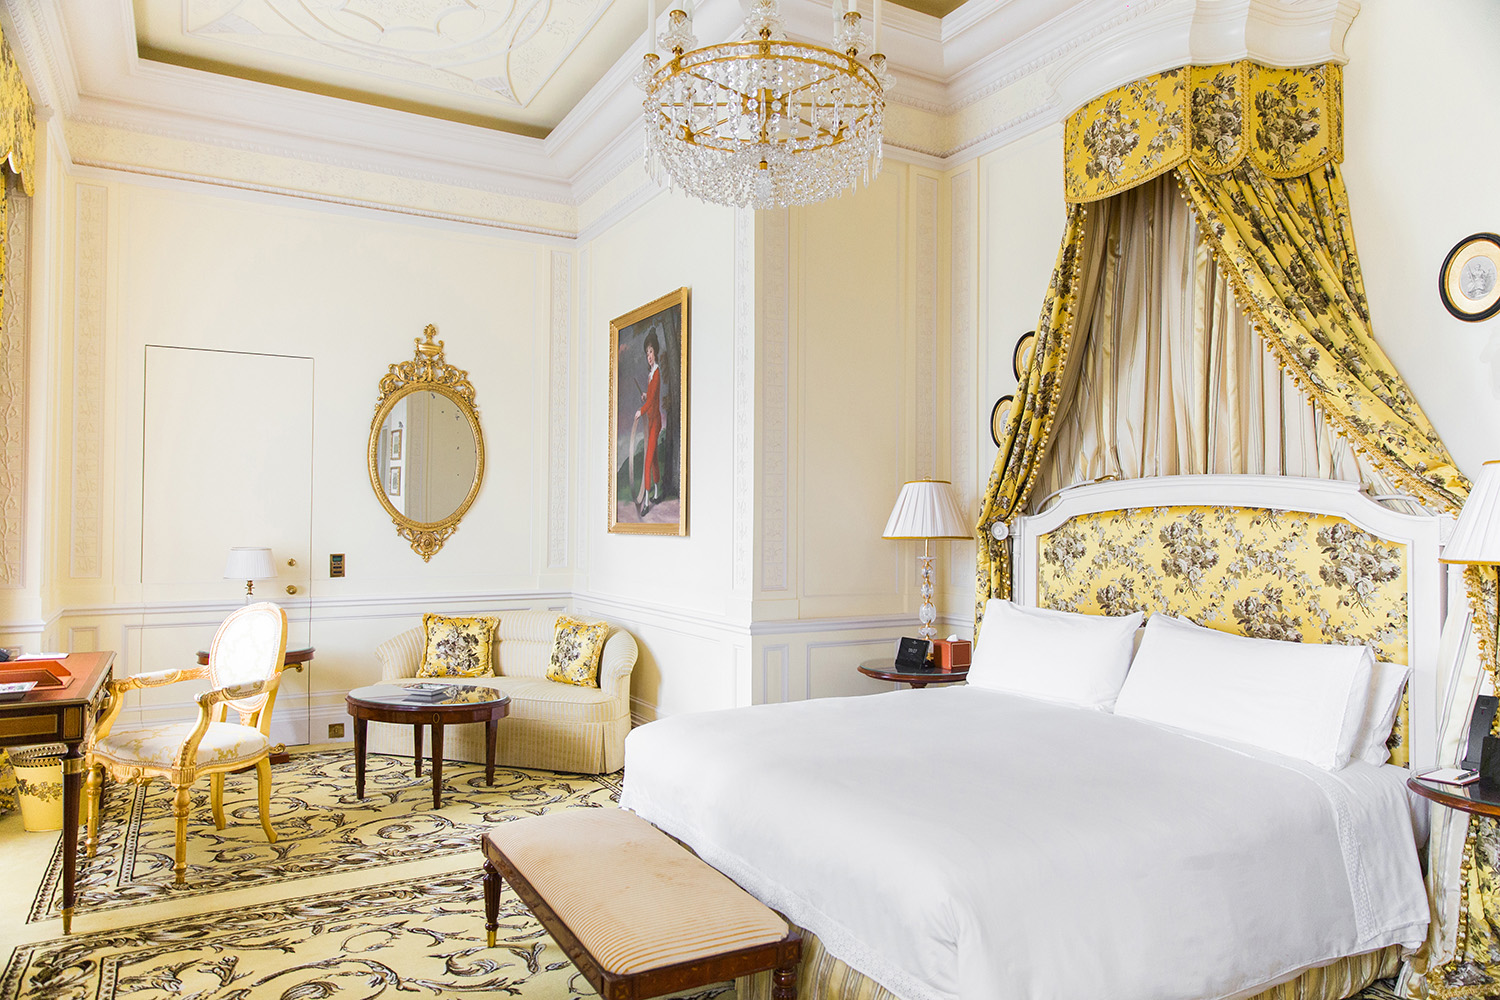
646;0;655;53
873;0;882;52
833;0;843;31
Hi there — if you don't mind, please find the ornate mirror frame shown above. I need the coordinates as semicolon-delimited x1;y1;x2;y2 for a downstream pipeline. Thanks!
367;325;485;561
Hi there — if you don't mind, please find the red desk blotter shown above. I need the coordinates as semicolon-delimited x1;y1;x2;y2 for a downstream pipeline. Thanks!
0;660;71;687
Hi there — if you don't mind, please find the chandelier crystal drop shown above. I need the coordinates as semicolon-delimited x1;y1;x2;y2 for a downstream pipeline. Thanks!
636;0;891;211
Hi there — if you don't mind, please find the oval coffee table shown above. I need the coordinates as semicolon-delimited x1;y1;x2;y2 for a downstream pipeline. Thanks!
346;683;511;809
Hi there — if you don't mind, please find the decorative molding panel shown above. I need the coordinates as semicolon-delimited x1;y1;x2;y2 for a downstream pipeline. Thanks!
758;210;790;593
576;246;592;574
71;184;107;580
0;183;30;588
549;250;572;569
67;626;98;653
761;643;789;704
732;207;755;594
915;173;939;480
950;168;976;588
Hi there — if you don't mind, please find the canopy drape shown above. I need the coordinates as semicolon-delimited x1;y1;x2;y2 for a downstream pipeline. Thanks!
975;58;1497;997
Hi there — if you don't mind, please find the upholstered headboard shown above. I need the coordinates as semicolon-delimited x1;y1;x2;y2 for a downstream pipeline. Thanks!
1013;476;1448;770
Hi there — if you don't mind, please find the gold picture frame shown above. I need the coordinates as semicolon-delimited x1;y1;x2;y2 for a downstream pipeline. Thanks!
609;288;689;535
1440;232;1500;322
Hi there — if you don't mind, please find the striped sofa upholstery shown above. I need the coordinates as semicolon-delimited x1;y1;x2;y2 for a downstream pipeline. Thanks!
368;610;637;774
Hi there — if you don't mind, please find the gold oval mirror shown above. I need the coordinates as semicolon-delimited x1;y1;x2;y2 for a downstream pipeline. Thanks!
368;325;485;561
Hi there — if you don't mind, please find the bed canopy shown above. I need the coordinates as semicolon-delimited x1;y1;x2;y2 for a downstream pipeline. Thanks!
975;59;1498;998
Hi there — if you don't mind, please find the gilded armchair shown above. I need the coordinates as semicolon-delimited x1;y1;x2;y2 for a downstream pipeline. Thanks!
84;602;289;883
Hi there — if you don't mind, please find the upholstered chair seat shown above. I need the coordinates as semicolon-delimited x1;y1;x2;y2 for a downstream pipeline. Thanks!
93;722;271;770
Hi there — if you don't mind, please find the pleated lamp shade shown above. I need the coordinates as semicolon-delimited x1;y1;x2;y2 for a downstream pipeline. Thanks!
223;547;277;581
882;480;969;540
1444;461;1500;565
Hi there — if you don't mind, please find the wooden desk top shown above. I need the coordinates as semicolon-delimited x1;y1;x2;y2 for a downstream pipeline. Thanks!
0;651;114;708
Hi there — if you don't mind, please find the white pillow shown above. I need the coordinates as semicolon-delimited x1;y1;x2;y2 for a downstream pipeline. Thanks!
1113;614;1375;770
970;600;1144;710
1356;660;1410;766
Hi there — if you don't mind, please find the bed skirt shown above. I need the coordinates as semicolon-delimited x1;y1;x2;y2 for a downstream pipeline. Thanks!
734;928;1402;1000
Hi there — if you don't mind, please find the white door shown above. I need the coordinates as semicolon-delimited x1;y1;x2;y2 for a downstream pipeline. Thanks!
140;346;314;746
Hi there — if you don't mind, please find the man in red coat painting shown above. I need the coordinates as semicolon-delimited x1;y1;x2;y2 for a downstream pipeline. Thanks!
634;330;663;517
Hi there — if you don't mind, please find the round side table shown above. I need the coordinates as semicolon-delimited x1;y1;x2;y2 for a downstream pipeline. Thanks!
857;657;969;689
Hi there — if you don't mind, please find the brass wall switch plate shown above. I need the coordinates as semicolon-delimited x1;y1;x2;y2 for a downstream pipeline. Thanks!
330;553;345;578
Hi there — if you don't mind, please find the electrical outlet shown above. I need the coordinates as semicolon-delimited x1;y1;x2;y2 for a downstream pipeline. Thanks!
328;723;345;739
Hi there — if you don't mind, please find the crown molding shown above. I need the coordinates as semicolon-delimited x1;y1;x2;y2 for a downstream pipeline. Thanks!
2;0;1362;236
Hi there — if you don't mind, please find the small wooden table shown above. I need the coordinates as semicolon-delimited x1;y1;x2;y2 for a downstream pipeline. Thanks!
198;646;314;765
346;683;510;809
858;657;969;689
0;651;115;933
1407;773;1500;819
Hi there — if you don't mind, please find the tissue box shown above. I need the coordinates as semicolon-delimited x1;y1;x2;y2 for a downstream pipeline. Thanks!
932;640;971;672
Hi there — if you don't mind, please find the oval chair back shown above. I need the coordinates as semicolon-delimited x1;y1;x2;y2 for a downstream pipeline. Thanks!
208;601;288;732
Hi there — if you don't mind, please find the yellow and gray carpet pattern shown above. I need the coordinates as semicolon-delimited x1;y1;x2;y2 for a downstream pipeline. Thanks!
0;749;1403;1000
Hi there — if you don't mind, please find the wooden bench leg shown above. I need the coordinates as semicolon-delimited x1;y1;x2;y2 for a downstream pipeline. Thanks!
484;859;501;948
773;964;798;1000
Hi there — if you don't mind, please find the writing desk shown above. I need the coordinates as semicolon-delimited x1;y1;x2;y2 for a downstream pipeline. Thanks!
0;651;115;932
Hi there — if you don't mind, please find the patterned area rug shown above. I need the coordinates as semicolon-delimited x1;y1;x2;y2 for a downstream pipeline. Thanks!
0;749;1406;1000
31;751;619;921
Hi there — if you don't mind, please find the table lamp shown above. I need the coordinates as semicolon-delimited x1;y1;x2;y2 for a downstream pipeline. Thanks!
1442;461;1500;779
883;480;970;641
223;547;276;603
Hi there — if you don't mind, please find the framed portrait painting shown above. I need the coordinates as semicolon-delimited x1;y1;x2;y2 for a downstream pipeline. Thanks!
609;287;689;535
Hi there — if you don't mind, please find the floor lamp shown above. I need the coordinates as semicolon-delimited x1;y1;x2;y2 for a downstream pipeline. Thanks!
1443;462;1500;774
883;480;970;642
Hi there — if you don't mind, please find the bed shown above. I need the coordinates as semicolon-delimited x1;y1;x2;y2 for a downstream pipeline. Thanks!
619;475;1453;1000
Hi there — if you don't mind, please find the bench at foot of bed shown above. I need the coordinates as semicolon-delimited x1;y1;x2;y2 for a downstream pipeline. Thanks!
481;808;803;1000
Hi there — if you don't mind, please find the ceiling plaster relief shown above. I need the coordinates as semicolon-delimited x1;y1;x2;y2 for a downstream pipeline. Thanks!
12;1;1359;239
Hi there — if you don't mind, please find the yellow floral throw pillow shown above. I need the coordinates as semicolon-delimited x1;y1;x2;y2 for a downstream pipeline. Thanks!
546;616;610;688
417;614;498;679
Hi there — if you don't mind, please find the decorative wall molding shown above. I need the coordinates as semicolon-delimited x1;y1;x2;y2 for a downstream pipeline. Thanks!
950;168;976;589
732;207;755;594
915;173;939;481
0;182;30;588
761;643;789;704
70;183;106;580
576;246;592;574
548;250;572;570
758;210;790;593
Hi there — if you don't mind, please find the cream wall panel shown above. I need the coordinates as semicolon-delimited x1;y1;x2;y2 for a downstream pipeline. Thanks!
582;191;737;617
580;191;742;717
102;180;550;602
1339;0;1500;478
793;169;907;618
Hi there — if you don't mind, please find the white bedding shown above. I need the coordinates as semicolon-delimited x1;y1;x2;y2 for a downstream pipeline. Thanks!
619;687;1428;1000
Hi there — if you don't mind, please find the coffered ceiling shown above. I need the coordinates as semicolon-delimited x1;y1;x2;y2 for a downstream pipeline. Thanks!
132;0;968;139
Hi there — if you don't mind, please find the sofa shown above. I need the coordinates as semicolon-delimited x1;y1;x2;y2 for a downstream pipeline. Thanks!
369;610;637;774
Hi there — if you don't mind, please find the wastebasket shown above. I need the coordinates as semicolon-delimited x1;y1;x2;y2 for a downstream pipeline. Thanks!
11;744;64;832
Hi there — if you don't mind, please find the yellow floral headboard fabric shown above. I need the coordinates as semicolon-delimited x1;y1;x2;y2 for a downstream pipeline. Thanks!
1064;61;1342;204
1036;504;1409;764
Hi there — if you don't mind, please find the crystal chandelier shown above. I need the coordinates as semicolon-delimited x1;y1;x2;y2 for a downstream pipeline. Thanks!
635;0;891;210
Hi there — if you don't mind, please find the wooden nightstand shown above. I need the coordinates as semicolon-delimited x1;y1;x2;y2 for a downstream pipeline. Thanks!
1408;773;1500;819
858;657;968;689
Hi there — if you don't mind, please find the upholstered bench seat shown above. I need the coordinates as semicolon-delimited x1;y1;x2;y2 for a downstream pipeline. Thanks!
482;808;801;1000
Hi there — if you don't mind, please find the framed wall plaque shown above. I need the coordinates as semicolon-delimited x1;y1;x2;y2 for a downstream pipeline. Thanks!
1440;233;1500;322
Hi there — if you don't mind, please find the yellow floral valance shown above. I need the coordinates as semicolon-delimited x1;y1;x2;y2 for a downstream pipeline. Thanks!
1065;61;1342;204
0;22;33;195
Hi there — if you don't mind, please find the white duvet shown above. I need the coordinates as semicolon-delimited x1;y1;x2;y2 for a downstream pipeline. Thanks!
619;687;1428;1000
